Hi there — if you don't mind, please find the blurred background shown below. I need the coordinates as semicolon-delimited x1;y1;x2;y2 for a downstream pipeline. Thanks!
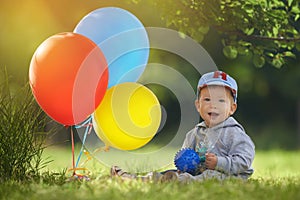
1;0;299;150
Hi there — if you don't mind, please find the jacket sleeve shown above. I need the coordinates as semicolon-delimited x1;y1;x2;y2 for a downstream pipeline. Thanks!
215;127;255;176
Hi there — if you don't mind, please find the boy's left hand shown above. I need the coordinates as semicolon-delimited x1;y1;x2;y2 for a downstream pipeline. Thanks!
205;153;217;169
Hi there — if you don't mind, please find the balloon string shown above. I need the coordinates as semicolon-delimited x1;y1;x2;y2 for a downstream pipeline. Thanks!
70;126;76;176
67;167;90;176
75;116;92;128
69;116;109;176
75;117;93;168
78;146;109;168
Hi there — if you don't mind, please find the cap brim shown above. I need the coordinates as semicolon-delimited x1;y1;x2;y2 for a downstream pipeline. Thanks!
198;81;237;102
199;80;232;89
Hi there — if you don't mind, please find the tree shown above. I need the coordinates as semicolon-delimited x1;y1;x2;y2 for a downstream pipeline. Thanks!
131;0;300;68
128;0;300;148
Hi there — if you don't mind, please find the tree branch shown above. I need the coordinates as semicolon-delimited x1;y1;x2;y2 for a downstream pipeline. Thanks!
213;26;300;42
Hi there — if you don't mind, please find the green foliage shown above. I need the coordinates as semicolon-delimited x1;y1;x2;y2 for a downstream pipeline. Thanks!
0;69;50;182
222;45;238;59
130;0;300;68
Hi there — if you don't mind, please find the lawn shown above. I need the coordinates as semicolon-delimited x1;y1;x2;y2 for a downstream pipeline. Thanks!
1;147;300;200
42;146;300;178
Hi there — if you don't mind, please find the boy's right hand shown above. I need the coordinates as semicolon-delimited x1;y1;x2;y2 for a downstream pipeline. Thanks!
205;153;218;170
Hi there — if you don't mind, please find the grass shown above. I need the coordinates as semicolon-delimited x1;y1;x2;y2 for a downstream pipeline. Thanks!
2;177;300;200
0;69;49;182
42;146;300;178
252;150;300;179
1;147;299;200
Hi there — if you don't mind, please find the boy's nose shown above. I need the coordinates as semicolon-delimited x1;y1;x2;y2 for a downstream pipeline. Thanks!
209;103;217;109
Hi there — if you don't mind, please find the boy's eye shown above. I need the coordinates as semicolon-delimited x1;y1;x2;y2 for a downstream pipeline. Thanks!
219;99;225;103
203;98;210;102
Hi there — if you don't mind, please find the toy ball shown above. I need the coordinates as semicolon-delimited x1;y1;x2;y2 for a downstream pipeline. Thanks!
174;148;201;175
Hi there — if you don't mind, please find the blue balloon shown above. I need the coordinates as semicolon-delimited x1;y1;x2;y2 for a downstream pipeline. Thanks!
74;7;149;88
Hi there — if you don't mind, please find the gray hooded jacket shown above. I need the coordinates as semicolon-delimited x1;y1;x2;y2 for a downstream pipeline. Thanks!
182;117;255;178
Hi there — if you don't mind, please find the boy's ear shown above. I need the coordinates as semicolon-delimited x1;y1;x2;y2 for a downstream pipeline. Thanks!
230;103;237;115
195;99;200;112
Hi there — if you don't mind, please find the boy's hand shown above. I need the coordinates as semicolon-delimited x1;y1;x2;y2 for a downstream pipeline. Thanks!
205;153;217;169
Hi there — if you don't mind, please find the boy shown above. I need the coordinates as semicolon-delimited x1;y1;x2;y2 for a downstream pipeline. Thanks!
111;71;255;182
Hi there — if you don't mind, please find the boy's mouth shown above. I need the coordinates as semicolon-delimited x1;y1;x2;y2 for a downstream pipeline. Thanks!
208;112;219;117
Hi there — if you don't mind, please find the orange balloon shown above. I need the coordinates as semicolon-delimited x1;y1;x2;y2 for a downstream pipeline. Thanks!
29;32;108;125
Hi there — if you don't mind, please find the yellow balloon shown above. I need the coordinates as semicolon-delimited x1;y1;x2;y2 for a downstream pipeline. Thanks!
93;82;161;150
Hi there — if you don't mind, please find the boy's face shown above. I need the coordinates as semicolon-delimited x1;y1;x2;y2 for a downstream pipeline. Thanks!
195;85;237;128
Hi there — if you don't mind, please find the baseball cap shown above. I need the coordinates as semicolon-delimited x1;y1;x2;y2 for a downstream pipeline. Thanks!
197;71;238;103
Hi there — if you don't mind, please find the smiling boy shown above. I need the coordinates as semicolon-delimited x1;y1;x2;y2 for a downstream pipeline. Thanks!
177;71;255;182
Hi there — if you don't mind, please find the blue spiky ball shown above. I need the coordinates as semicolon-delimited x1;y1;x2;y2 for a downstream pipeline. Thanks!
174;148;201;175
